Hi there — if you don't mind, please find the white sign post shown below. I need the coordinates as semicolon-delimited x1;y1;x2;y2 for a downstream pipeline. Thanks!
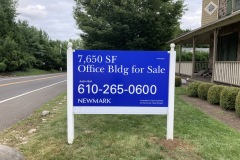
67;43;176;144
67;43;74;144
167;43;176;140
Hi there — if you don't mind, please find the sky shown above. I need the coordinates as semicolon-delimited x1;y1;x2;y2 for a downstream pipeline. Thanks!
16;0;202;41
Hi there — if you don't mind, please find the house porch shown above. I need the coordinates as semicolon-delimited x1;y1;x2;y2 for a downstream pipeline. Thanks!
169;12;240;86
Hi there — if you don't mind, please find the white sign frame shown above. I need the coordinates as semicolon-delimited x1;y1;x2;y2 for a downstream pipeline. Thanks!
67;43;176;144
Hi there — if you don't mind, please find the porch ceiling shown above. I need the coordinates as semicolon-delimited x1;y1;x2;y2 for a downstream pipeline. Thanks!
168;11;240;45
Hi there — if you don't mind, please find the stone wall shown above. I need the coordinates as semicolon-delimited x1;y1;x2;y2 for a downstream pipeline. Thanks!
218;0;227;18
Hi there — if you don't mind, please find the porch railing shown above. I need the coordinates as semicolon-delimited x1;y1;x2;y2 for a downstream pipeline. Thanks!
214;61;240;86
176;62;192;76
195;62;208;72
176;61;208;76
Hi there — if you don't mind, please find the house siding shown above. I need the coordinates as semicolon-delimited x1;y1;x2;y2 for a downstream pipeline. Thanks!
201;0;219;26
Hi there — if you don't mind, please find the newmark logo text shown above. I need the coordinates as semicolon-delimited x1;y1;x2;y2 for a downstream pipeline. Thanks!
78;98;111;104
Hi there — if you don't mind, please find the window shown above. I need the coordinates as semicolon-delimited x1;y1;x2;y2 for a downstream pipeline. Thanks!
218;32;238;61
208;4;215;12
227;0;232;15
204;1;218;15
234;0;240;11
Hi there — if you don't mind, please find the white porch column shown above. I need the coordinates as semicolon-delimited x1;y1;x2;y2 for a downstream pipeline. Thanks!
178;44;182;75
211;29;218;82
191;37;196;78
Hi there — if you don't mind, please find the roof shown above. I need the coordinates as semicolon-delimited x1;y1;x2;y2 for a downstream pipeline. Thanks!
168;11;240;44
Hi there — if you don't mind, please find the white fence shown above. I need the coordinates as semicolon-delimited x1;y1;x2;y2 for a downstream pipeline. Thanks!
175;62;192;76
214;61;240;86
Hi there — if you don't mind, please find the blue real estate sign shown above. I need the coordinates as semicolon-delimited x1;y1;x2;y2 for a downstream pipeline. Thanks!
73;50;170;107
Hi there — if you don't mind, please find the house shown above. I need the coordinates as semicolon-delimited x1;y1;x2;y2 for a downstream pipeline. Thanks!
169;0;240;86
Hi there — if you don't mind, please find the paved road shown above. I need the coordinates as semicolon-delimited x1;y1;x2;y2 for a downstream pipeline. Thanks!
0;73;67;131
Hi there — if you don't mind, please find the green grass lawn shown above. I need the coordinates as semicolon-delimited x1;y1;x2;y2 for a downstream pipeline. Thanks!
1;68;62;77
1;87;240;159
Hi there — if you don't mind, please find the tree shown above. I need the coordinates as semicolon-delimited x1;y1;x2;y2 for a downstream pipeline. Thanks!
69;38;84;49
0;0;69;73
174;28;191;37
0;0;17;71
0;0;17;40
74;0;185;50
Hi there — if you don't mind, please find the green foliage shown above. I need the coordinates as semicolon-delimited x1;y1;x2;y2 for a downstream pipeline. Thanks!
176;52;191;61
0;16;68;72
74;0;185;50
187;82;201;97
198;83;215;100
235;92;240;116
0;62;7;72
2;36;19;71
207;85;225;105
13;68;59;76
1;36;37;71
0;0;70;73
70;38;84;49
174;28;191;37
0;0;17;39
176;51;209;62
195;52;209;61
175;76;182;87
220;87;240;110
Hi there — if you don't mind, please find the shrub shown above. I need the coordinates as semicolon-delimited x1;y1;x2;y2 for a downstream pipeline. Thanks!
176;51;209;62
220;87;240;110
175;76;182;87
195;52;209;61
207;85;225;105
198;82;215;100
235;92;240;116
187;82;201;97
